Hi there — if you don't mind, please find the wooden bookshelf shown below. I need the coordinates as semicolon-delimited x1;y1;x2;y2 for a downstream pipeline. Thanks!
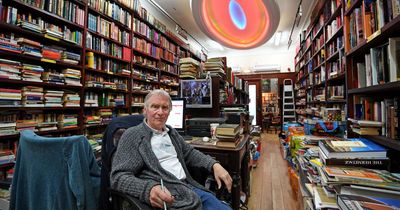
294;0;346;124
0;0;207;148
344;0;400;172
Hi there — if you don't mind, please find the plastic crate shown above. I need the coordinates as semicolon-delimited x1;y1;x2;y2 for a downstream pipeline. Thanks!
304;119;345;137
282;122;301;132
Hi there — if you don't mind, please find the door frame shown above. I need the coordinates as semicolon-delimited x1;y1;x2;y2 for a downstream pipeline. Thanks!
247;80;262;126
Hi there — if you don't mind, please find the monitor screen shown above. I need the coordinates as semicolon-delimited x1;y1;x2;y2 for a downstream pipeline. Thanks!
180;79;212;108
166;98;185;130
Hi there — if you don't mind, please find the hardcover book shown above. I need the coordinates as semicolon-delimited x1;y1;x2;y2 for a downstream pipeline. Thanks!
337;194;400;210
319;148;390;169
216;124;240;136
319;138;387;159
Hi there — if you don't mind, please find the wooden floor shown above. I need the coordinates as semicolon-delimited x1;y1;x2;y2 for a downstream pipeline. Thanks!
247;132;299;210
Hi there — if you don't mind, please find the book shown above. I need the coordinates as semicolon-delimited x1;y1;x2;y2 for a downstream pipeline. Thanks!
319;138;387;159
216;133;240;142
216;137;241;148
388;37;400;82
337;194;400;210
319;149;390;169
216;124;240;136
324;166;385;182
313;186;338;209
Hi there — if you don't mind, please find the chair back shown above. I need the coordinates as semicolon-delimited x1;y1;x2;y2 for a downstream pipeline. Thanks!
99;114;144;210
10;130;100;210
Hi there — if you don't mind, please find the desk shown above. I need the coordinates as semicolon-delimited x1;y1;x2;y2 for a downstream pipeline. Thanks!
190;135;250;210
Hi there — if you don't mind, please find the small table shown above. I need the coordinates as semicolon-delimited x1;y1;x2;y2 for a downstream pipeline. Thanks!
189;135;250;210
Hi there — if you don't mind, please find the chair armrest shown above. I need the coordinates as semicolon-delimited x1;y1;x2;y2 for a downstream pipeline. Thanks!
109;189;153;210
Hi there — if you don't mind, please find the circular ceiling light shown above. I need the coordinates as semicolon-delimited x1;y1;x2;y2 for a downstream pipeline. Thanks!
192;0;280;49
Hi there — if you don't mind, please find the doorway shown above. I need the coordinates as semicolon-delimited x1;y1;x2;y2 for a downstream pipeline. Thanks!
247;81;261;126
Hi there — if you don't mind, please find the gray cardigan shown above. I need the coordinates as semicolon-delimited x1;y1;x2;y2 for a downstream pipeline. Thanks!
110;122;218;209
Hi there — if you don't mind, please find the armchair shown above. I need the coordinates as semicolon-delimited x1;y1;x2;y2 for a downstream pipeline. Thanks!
99;114;147;210
100;114;229;210
10;130;100;210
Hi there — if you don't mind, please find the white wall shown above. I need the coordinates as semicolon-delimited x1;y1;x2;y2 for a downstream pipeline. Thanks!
210;46;296;73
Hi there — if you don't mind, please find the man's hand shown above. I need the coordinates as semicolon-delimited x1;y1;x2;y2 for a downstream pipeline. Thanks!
213;163;232;193
149;185;174;208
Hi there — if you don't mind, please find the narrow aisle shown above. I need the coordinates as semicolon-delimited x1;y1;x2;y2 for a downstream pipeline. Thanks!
247;132;299;210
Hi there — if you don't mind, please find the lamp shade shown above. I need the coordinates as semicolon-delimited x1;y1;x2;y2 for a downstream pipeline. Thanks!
192;0;280;49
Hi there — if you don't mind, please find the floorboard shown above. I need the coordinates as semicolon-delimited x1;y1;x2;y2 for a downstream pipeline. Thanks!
247;132;299;210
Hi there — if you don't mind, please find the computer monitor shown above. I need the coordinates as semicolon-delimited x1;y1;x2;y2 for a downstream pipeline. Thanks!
180;79;212;108
166;98;186;132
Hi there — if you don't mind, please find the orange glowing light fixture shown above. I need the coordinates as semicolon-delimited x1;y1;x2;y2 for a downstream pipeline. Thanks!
192;0;280;49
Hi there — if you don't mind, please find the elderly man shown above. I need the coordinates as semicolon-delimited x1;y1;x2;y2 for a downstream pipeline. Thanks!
111;89;232;210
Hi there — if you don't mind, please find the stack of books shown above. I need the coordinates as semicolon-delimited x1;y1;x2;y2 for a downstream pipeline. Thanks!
17;38;42;58
0;121;17;136
349;119;382;135
21;86;44;107
318;138;388;169
204;57;225;77
21;64;44;82
63;92;80;107
57;114;78;129
215;124;241;148
43;90;64;107
179;57;199;79
62;68;82;86
0;59;21;80
37;121;58;132
61;51;81;65
0;37;21;54
0;88;21;107
0;150;15;166
41;71;65;85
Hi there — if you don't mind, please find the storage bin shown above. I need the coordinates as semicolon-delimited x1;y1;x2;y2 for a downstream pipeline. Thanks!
304;119;345;137
282;122;301;132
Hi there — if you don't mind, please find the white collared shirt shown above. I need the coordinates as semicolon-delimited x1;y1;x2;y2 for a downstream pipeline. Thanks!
145;120;186;180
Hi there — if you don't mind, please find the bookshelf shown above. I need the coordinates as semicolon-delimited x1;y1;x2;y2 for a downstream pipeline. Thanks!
0;0;207;152
294;0;346;125
343;0;400;172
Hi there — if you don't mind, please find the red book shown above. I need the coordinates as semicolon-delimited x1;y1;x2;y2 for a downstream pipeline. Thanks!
0;88;21;93
122;47;131;62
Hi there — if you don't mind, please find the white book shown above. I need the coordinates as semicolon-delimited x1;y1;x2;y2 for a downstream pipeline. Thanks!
370;48;378;85
388;37;400;82
356;62;366;88
365;53;372;86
